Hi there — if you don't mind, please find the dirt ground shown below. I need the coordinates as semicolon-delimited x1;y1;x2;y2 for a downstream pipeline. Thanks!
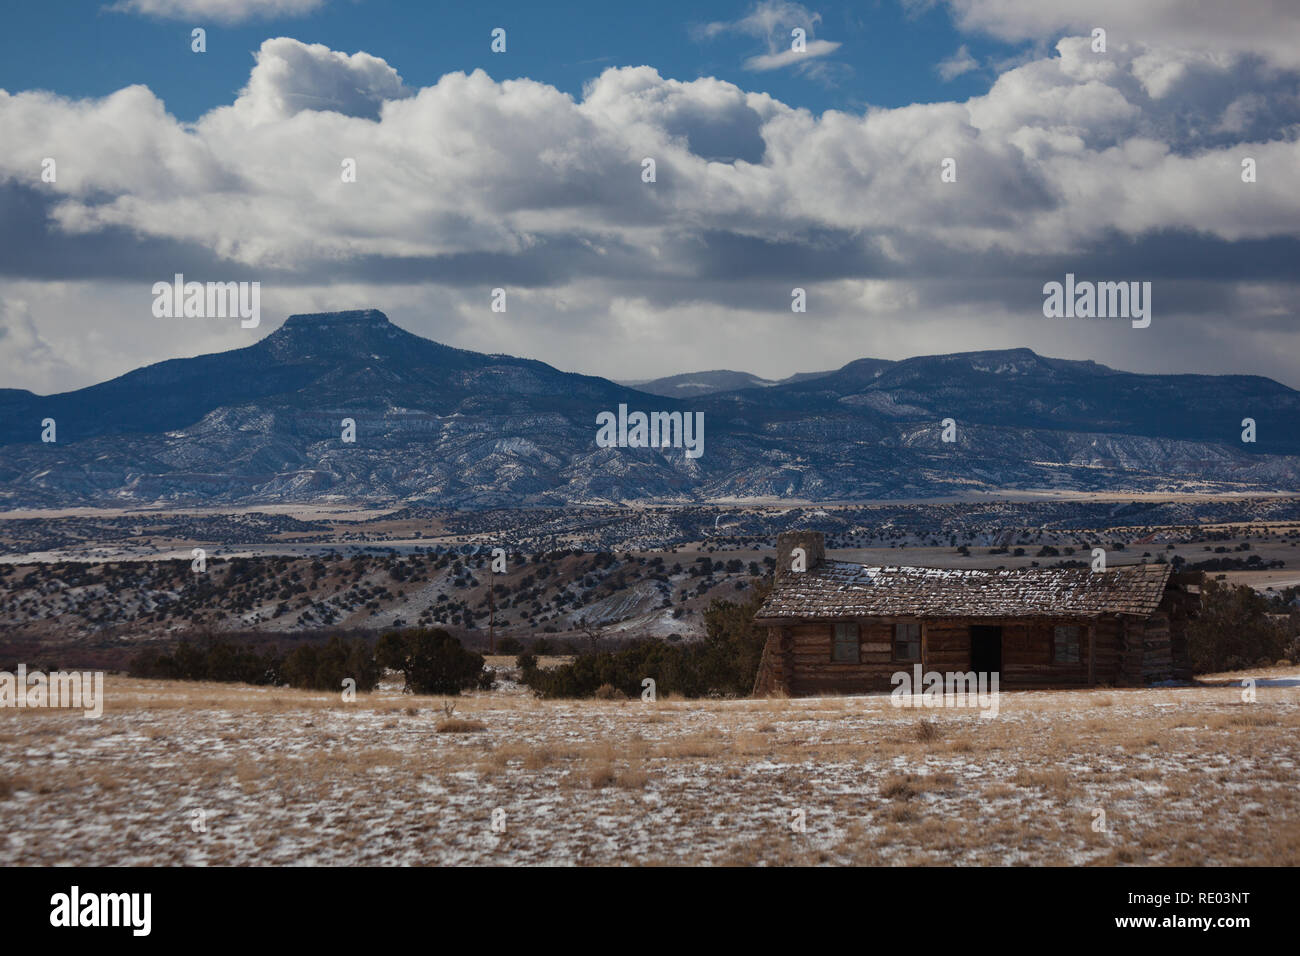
1;667;1297;866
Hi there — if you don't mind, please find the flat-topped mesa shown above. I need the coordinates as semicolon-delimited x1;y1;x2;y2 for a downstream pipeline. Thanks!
262;308;404;359
280;309;392;328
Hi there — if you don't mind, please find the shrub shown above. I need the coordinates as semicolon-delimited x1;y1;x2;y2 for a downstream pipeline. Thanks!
129;635;282;685
1187;579;1288;673
374;630;408;672
381;628;485;695
281;636;379;692
522;581;771;699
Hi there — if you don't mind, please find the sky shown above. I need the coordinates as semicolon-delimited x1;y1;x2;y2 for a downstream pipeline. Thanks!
1;0;1298;394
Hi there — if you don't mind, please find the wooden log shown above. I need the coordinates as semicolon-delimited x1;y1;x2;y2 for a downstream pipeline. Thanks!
1088;623;1096;685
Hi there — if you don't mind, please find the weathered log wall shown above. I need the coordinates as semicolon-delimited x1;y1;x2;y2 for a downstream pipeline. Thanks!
753;615;1132;696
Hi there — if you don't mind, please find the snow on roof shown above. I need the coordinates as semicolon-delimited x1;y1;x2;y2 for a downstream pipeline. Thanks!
755;560;1172;621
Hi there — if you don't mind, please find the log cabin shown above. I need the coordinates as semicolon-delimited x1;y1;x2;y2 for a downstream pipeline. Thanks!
751;531;1199;696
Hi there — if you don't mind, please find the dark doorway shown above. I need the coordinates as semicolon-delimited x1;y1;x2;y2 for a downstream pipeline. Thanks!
970;625;1002;674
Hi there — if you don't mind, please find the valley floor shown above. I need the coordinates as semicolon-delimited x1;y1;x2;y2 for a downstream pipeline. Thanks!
2;669;1298;866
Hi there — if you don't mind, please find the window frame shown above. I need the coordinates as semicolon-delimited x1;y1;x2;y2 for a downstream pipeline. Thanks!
1053;624;1082;664
893;620;922;663
832;621;860;663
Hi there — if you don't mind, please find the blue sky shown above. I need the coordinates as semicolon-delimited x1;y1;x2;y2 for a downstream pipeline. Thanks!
1;0;1298;393
1;1;1004;119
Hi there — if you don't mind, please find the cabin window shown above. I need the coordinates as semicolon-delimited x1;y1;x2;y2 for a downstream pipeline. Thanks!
894;621;921;662
832;622;859;662
1054;625;1081;663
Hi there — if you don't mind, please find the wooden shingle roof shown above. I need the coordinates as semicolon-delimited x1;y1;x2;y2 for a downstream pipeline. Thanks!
755;561;1172;622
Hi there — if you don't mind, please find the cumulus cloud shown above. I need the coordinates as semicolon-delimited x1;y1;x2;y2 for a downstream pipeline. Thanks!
7;34;1294;275
230;37;413;123
938;0;1300;70
107;0;325;24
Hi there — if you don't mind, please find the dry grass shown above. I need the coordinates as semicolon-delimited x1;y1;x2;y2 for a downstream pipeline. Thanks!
436;718;488;733
880;774;921;800
1210;710;1278;729
913;719;942;743
1;671;1298;865
1012;768;1071;795
0;774;26;799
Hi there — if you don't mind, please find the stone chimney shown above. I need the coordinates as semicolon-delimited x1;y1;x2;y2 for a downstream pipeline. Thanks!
775;530;825;581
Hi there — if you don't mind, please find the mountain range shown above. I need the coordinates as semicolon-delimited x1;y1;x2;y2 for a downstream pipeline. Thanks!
624;368;834;398
1;308;1297;508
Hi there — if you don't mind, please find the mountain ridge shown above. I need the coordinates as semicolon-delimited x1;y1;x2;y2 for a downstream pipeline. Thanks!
1;309;1297;508
626;367;839;398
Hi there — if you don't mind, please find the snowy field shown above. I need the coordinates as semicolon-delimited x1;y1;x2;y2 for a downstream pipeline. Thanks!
2;668;1298;866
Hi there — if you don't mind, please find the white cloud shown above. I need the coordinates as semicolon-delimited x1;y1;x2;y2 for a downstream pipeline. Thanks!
699;0;825;41
6;34;1293;275
939;0;1300;70
0;298;67;386
744;40;842;72
937;44;979;81
230;37;413;123
697;0;843;76
107;0;325;24
4;32;1297;275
